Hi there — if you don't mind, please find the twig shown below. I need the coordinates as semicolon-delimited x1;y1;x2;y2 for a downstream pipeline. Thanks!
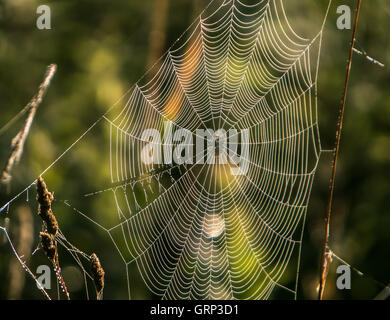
318;0;362;300
0;64;57;185
0;225;51;300
374;284;390;300
331;251;390;299
0;104;30;137
353;42;385;68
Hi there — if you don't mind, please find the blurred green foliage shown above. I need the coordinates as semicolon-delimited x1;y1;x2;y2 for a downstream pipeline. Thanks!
0;0;389;300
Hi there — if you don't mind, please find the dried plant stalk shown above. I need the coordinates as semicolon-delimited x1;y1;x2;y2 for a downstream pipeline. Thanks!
0;64;57;185
318;0;362;299
40;232;57;263
36;176;70;300
90;253;105;300
36;176;58;235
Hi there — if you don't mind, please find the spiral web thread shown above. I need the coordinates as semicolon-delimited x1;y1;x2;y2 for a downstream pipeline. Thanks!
99;0;329;300
0;0;331;300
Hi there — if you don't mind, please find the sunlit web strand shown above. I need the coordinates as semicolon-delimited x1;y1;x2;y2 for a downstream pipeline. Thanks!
77;0;328;300
0;0;332;301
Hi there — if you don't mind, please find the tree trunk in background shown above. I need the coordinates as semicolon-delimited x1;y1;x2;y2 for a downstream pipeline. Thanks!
147;0;208;72
147;0;170;70
8;206;33;300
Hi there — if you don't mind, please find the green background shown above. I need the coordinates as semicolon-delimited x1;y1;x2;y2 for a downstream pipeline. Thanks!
0;0;389;300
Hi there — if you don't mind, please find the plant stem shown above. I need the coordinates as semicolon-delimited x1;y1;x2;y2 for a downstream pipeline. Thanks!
0;226;51;300
0;64;57;185
318;0;362;300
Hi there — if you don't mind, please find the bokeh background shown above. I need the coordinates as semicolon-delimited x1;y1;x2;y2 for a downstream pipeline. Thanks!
0;0;389;300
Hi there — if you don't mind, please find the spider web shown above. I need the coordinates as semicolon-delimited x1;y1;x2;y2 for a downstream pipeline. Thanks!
1;0;331;300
